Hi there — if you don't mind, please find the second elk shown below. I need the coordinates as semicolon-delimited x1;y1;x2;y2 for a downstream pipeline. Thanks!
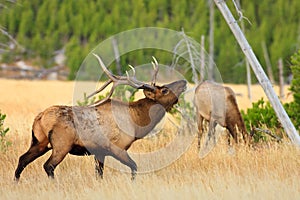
14;54;186;181
194;81;249;150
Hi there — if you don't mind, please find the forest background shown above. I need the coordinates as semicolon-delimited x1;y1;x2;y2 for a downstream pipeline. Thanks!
0;0;300;83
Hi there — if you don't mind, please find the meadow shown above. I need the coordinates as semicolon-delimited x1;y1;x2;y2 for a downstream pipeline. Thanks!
0;79;299;200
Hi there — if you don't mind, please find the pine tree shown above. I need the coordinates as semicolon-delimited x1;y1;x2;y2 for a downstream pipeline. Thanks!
1;0;300;82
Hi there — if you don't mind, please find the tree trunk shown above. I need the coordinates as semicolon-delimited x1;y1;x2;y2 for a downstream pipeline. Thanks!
236;0;252;101
262;41;275;83
278;58;285;99
200;35;205;82
246;60;252;101
112;38;121;75
208;0;215;80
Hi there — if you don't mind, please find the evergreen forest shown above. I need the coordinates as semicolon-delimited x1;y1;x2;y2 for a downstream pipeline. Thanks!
0;0;300;82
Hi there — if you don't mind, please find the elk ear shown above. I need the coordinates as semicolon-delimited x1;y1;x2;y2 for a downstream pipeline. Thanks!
144;90;156;100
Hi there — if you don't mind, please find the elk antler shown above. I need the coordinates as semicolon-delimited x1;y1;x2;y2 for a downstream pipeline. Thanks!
151;56;159;86
88;53;157;107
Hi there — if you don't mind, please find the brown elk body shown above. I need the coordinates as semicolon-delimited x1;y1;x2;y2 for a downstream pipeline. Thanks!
14;55;186;181
194;81;249;149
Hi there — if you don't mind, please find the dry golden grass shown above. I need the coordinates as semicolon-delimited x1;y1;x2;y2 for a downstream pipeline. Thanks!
0;79;299;200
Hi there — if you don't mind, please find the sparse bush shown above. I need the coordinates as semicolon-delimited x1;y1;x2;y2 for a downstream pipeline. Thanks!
0;111;11;152
112;86;138;102
77;86;137;106
77;93;106;106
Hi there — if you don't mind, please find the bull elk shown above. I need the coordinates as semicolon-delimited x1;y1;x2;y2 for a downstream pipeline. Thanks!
194;81;249;149
15;54;186;181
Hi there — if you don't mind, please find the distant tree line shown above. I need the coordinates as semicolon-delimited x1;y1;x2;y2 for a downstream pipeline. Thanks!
0;0;299;82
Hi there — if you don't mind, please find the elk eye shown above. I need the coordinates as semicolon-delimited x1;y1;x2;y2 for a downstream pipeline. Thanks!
162;88;169;95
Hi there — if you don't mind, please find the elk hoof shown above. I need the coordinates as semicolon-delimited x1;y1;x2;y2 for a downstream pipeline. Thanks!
131;170;137;181
14;177;20;183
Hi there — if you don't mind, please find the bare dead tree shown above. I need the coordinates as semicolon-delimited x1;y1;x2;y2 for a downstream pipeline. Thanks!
200;35;205;82
278;58;285;99
112;38;121;75
235;0;252;101
171;29;201;84
262;41;275;83
208;0;215;81
0;65;67;79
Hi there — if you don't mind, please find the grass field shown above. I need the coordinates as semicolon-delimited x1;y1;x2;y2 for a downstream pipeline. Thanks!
0;79;299;200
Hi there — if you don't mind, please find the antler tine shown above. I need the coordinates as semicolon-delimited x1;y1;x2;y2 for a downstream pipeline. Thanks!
87;53;118;107
127;65;136;77
151;56;159;86
92;53;119;81
89;85;116;107
152;56;158;66
126;65;150;89
86;79;112;99
89;53;157;107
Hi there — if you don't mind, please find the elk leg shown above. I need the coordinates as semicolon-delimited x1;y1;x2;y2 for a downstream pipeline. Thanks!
43;148;70;178
227;133;232;146
196;114;204;150
107;144;137;180
227;124;238;144
94;155;105;179
14;140;50;181
207;119;217;142
43;131;72;179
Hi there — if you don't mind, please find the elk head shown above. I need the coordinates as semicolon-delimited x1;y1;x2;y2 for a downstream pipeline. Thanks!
143;80;186;111
88;53;186;108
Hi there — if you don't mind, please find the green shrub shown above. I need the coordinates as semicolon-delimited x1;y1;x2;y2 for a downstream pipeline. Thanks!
242;98;281;130
0;111;11;152
284;50;300;130
241;98;282;142
290;50;300;105
284;102;300;130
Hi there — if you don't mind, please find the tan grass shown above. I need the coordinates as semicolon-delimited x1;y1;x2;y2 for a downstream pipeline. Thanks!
0;79;299;200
